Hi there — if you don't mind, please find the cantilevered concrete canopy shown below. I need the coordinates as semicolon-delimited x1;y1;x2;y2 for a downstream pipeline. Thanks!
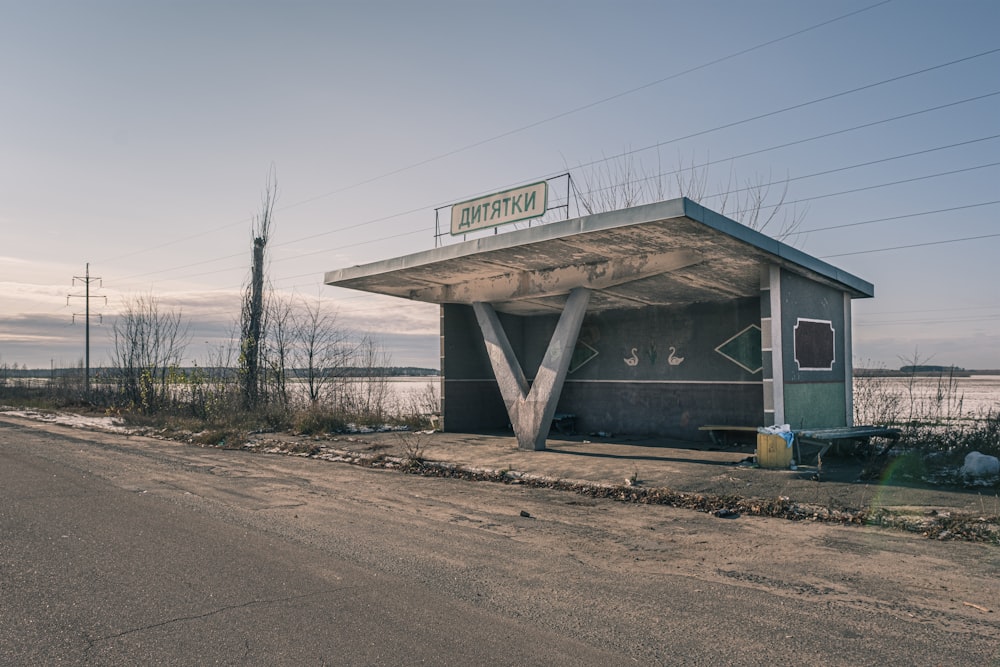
324;198;873;315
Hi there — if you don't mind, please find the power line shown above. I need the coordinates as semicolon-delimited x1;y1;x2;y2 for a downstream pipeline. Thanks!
118;153;1000;289
276;1;896;210
584;47;1000;170
564;90;1000;178
112;147;1000;289
576;133;1000;208
270;199;1000;297
278;159;1000;275
94;3;893;266
98;65;1000;282
94;43;1000;286
66;263;106;392
272;44;1000;246
857;314;1000;327
112;144;1000;288
822;231;1000;258
107;81;1000;285
794;200;1000;236
724;160;1000;220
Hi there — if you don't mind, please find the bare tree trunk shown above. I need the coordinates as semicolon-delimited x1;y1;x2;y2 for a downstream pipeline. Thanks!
241;237;264;408
240;172;276;411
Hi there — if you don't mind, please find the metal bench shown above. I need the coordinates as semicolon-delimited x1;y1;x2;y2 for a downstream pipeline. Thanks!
795;425;901;464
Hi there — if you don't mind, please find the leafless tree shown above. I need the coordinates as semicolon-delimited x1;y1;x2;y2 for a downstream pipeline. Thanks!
263;291;294;408
240;170;277;410
574;151;647;214
570;153;805;241
291;296;353;406
110;293;189;412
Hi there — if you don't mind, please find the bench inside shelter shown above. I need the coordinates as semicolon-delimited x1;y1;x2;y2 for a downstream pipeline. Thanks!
700;424;901;469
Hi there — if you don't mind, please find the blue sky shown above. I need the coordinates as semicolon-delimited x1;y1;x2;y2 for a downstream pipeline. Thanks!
2;0;999;370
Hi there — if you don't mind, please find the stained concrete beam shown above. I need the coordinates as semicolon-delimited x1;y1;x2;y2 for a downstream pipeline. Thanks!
413;250;702;304
474;288;591;450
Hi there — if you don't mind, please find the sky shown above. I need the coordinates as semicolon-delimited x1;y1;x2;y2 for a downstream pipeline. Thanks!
2;0;999;371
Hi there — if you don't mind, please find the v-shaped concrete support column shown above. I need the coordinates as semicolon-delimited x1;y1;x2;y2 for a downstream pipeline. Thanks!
473;287;591;450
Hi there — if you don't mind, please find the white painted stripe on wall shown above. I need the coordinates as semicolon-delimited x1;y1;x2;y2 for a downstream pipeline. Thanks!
446;378;763;386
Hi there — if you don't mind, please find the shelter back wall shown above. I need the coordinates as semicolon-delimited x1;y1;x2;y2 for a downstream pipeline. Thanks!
441;299;765;439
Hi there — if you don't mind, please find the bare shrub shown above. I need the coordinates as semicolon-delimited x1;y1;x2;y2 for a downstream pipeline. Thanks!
395;380;440;430
290;296;353;407
569;153;805;241
342;336;392;424
292;405;347;435
110;293;189;413
394;430;429;468
853;362;903;426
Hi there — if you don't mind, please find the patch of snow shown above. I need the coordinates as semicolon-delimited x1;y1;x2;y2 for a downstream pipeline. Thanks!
959;451;1000;488
343;423;409;434
0;409;133;433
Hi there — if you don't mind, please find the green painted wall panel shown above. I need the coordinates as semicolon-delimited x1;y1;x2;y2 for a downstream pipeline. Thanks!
783;382;846;429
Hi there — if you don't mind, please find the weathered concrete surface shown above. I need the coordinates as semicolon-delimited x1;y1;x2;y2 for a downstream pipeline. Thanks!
474;287;590;450
325;198;873;317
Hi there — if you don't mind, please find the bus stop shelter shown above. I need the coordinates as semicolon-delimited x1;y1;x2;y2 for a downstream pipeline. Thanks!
325;197;873;450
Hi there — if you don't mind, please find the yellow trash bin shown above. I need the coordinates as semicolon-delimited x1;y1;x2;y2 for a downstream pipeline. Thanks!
756;433;793;469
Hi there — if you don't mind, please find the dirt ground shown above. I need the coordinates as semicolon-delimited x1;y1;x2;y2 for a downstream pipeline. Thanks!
258;428;1000;533
4;408;999;534
3;412;1000;664
236;432;1000;544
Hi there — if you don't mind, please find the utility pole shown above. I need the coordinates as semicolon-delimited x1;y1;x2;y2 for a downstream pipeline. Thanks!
67;263;106;393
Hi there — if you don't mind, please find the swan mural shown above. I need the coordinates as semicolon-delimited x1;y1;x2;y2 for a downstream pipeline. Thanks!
624;348;639;367
667;346;685;366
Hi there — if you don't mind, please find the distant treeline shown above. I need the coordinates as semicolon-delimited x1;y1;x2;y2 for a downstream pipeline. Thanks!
1;365;440;379
899;365;966;375
856;365;997;377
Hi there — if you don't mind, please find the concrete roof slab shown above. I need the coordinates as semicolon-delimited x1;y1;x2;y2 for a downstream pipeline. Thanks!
325;198;873;315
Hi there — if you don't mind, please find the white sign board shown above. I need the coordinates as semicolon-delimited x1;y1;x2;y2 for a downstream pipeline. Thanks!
451;181;548;235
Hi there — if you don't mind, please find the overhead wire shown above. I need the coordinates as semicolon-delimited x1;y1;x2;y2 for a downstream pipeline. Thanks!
94;2;892;266
823;231;1000;258
793;200;1000;236
113;156;1000;290
857;315;1000;327
573;133;1000;209
88;22;1000;303
563;50;1000;175
719;161;1000;220
268;195;1000;311
94;0;908;272
561;90;1000;178
274;1;897;210
106;81;1000;285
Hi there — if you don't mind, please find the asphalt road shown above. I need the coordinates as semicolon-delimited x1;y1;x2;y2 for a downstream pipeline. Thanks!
2;415;998;665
